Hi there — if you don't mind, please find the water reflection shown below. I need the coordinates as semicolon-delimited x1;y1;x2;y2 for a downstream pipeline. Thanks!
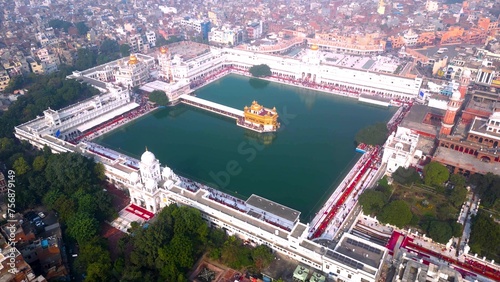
244;130;277;146
248;77;270;89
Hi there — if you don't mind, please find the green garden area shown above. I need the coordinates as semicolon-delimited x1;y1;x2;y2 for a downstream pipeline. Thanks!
359;162;500;261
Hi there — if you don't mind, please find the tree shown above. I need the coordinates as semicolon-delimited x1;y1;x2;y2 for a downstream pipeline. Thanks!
378;200;412;228
423;162;449;187
149;90;169;106
469;211;500;261
449;185;467;208
75;21;89;36
4;75;25;93
99;39;120;55
13;156;30;176
48;19;72;32
427;220;452;243
358;190;386;215
449;174;466;189
249;64;272;77
355;122;388;146
392;166;421;185
252;245;273;271
120;44;131;57
469;173;500;212
75;48;97;70
32;155;46;172
67;212;98;244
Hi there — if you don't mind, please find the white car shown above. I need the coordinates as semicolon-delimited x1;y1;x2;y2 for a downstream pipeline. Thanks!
38;212;46;219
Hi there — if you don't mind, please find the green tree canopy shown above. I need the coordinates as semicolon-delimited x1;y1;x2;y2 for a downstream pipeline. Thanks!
355;122;388;146
75;48;97;70
252;245;273;271
392;166;422;185
3;75;26;93
427;220;453;244
67;212;98;244
45;153;96;194
448;185;468;208
149;90;169;106
99;39;120;55
378;200;412;228
358;189;386;215
75;21;89;36
249;64;272;77
423;162;449;187
13;156;30;176
469;211;500;261
120;43;131;57
469;173;500;212
32;155;46;172
48;19;72;32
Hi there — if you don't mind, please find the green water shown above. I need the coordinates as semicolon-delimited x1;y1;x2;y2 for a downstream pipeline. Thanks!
95;74;395;220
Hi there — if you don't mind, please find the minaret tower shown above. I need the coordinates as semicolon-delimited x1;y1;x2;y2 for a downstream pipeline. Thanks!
440;89;463;136
158;46;173;83
458;69;471;99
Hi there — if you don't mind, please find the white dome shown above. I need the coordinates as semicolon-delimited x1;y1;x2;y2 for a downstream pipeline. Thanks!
463;69;471;78
141;150;156;165
451;89;461;100
162;167;172;179
130;172;140;183
145;178;156;190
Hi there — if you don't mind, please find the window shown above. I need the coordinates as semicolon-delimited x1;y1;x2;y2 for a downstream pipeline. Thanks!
337;269;341;274
348;274;352;279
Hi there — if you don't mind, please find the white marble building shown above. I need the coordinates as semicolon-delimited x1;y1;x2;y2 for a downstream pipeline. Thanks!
382;127;420;175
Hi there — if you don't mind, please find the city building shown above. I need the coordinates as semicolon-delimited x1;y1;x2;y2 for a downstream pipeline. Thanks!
382;127;420;175
392;250;464;282
115;54;151;87
0;68;10;92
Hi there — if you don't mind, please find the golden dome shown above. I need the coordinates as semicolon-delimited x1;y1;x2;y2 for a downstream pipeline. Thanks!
159;46;168;54
310;44;319;51
128;54;139;65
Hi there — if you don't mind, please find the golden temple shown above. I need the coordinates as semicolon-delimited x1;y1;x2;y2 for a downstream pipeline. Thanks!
242;101;280;132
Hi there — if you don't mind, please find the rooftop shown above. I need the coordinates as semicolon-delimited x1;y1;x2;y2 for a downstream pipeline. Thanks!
335;237;385;269
246;194;301;223
433;146;500;175
400;104;445;137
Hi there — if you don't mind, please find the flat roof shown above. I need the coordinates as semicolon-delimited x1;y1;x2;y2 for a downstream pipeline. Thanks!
73;75;108;89
400;104;444;137
76;102;139;132
290;222;307;239
470;117;500;138
180;94;243;117
433;146;500;175
336;237;384;268
169;187;291;240
246;194;301;223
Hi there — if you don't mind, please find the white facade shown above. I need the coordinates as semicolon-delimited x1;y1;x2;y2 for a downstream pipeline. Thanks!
114;149;387;282
425;0;439;12
382;127;420;175
14;85;131;152
146;31;156;47
115;55;150;87
164;47;422;100
403;30;418;47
